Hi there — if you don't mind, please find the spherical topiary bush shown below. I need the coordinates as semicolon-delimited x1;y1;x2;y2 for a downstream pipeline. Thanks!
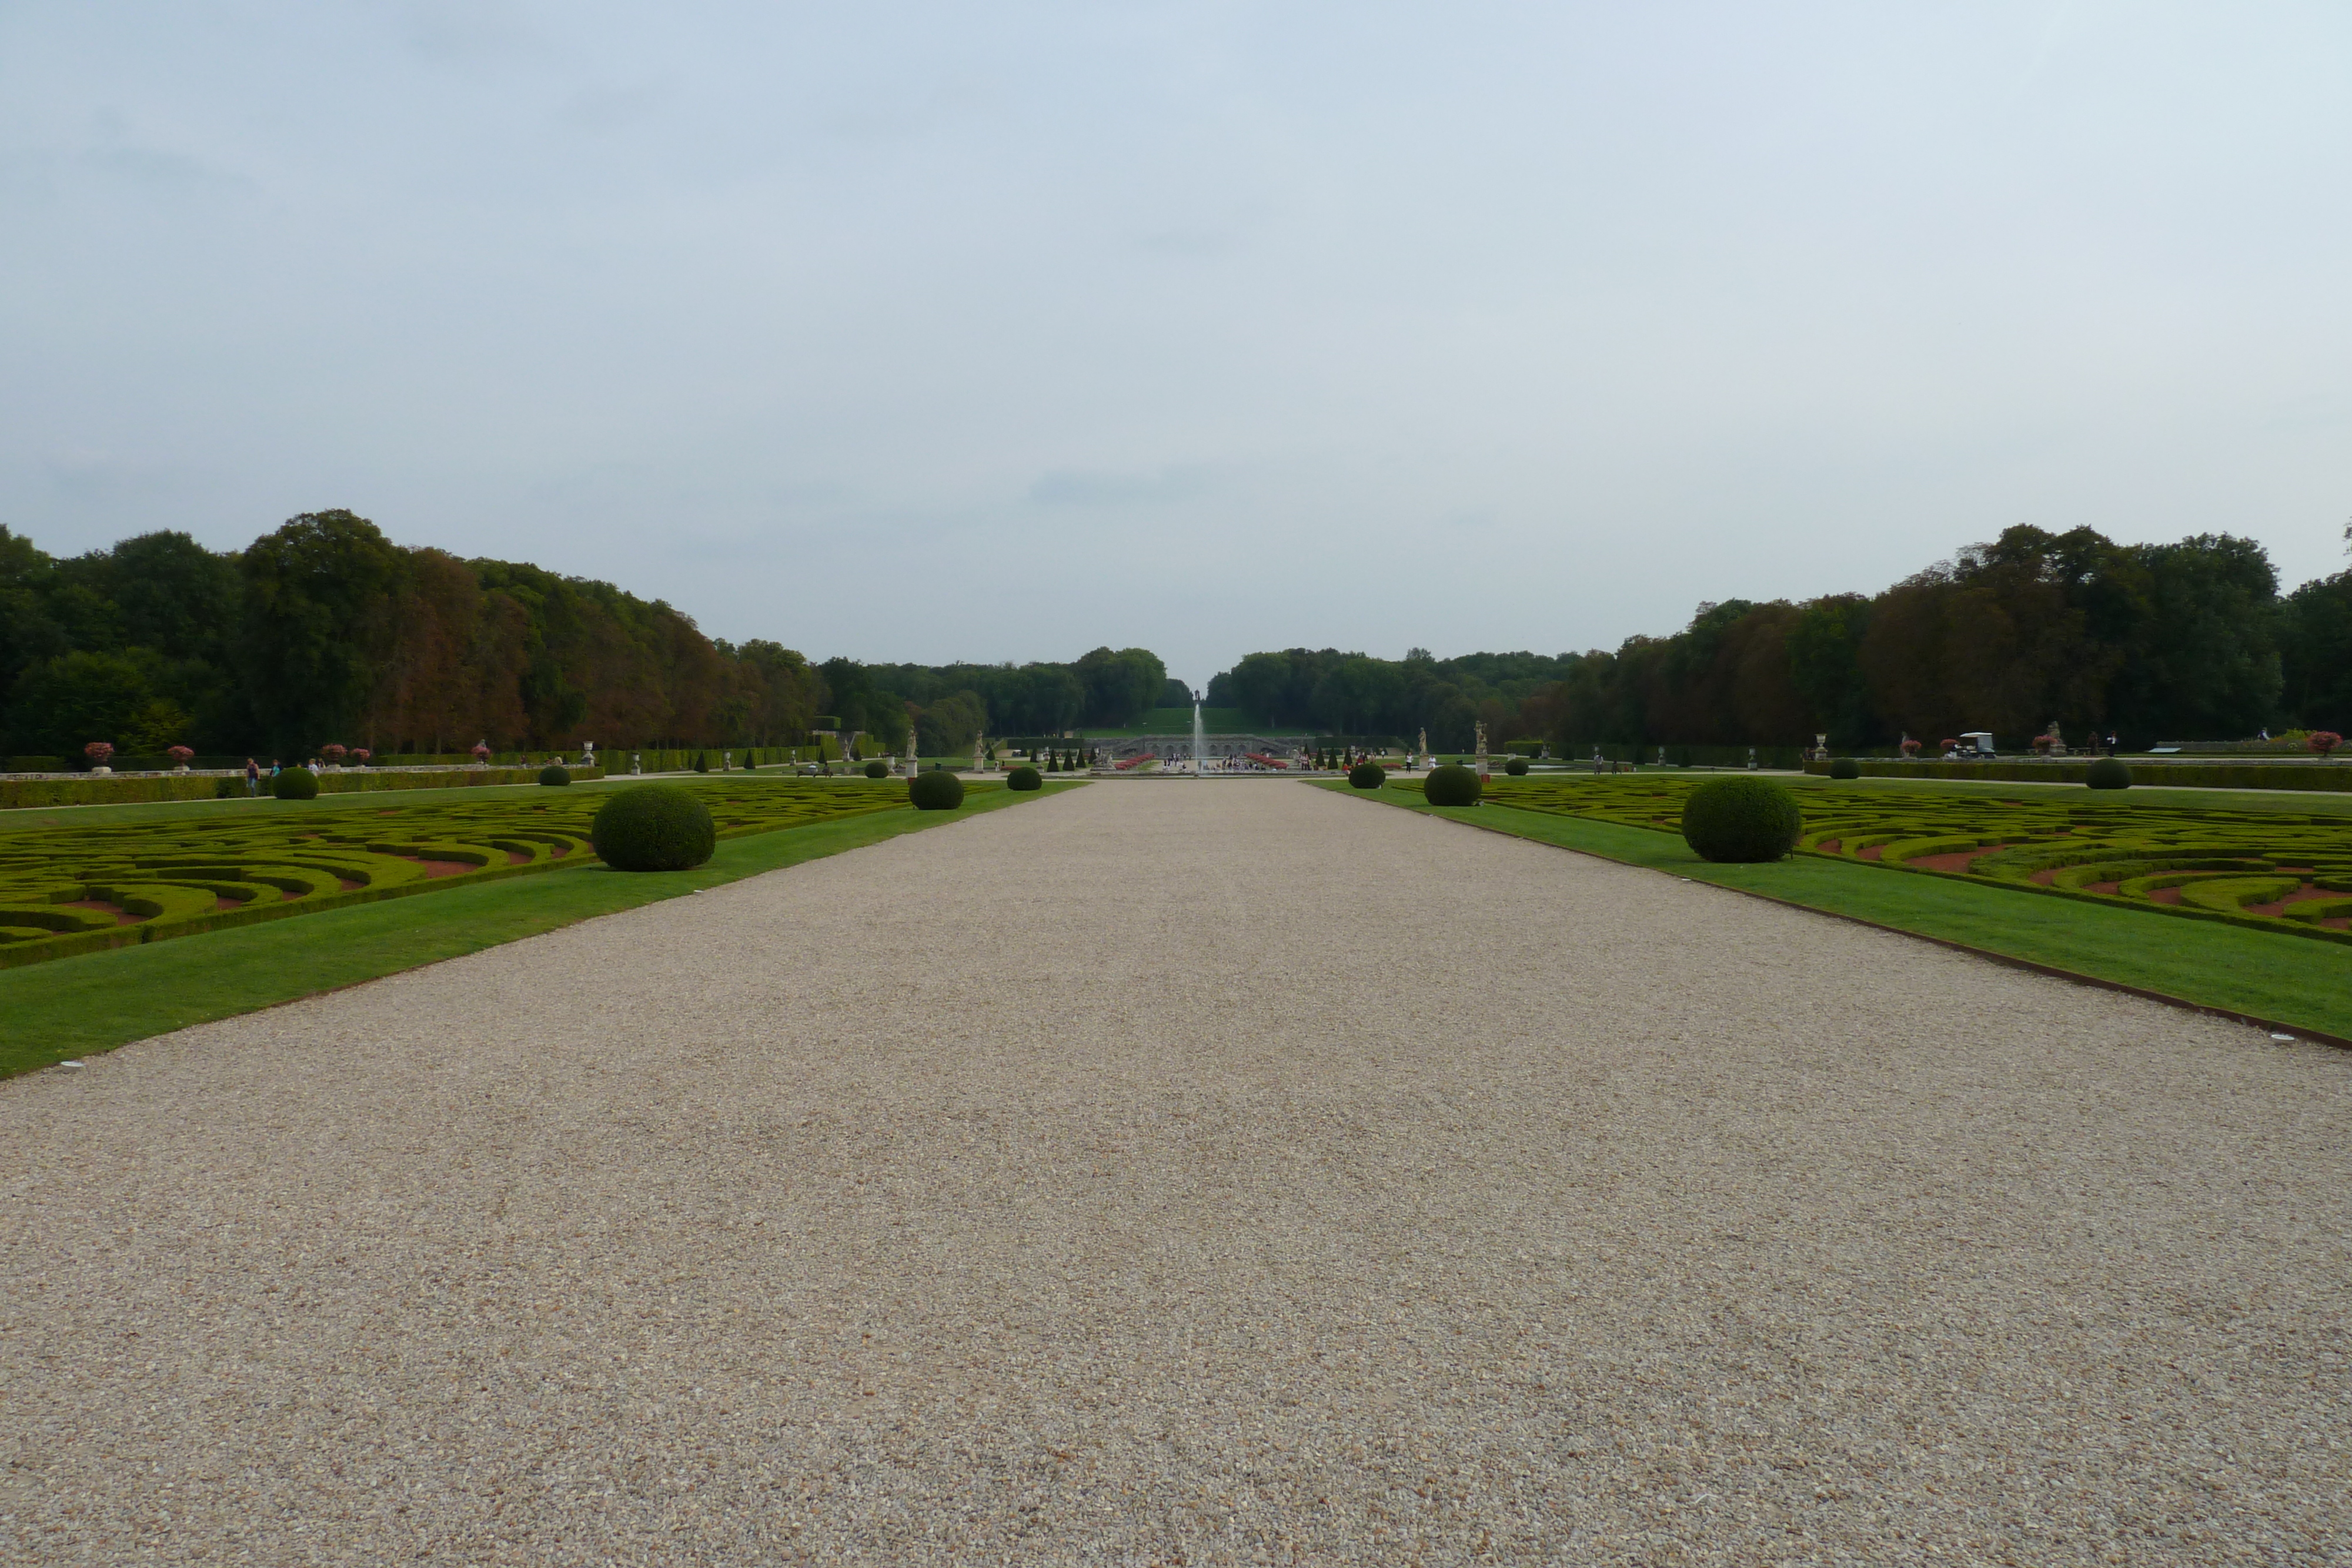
863;759;890;780
591;784;716;871
272;766;319;801
539;764;572;786
1007;764;1043;791
1348;760;1386;790
2085;757;2133;790
1505;757;1530;776
1424;763;1482;807
1828;757;1861;780
908;770;965;810
1679;777;1802;862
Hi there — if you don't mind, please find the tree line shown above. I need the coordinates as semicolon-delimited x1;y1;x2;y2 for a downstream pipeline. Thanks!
1207;526;2352;752
8;513;2344;763
0;511;1179;761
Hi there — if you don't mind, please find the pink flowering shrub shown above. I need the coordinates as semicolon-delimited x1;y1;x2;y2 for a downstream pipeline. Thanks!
322;743;347;763
83;741;113;765
2310;731;2343;757
168;745;194;765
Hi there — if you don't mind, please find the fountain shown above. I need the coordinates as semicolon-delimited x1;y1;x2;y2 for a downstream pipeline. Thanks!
1192;697;1207;776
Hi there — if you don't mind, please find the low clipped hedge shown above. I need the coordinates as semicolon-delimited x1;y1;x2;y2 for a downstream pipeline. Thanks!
590;784;716;871
271;767;319;801
2085;757;2133;790
1504;757;1530;776
1679;777;1802;862
1828;757;1861;780
909;770;965;810
1424;764;1482;807
1348;761;1387;790
539;764;571;786
1007;765;1042;791
864;760;890;780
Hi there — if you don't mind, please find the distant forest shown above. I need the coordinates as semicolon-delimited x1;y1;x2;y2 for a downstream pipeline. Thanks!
4;513;2347;762
0;512;1177;760
1209;526;2352;752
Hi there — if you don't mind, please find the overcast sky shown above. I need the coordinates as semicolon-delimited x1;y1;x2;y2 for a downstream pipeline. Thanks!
4;2;2348;687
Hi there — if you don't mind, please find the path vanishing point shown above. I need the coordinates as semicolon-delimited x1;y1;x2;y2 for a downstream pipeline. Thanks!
4;781;2347;1563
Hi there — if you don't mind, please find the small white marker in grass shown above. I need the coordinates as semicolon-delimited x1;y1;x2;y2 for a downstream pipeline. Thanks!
2270;1033;2297;1042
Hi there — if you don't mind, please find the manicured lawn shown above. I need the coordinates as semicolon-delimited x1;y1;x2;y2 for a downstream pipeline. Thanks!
0;781;1075;1077
1330;782;2352;1042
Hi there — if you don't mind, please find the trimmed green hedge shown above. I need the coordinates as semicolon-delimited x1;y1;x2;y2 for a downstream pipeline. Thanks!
272;767;320;801
908;770;965;810
1679;777;1803;862
1348;761;1387;790
1424;764;1482;807
590;785;719;871
0;766;607;811
1803;758;2352;793
1007;765;1043;791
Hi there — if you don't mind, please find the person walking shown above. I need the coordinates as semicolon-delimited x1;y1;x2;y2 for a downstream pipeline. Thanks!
244;757;260;797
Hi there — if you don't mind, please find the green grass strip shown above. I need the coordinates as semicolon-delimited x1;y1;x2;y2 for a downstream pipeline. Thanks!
1328;783;2352;1043
0;781;1075;1078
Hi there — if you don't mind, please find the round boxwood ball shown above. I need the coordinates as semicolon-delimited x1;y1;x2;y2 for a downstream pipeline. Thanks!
1424;763;1482;807
539;764;572;786
272;766;318;801
1348;760;1386;790
909;770;965;810
1828;757;1861;780
591;784;716;871
1007;764;1042;791
2085;757;2133;790
863;759;889;779
1505;757;1530;776
1680;776;1803;862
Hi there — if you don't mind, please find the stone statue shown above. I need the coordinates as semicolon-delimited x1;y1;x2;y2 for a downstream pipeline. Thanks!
1474;720;1488;773
1416;728;1427;768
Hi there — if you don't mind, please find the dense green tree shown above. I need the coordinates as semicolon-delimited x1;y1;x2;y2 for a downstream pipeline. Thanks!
238;511;405;753
2109;534;2281;741
2281;571;2352;730
6;650;155;757
1073;646;1166;727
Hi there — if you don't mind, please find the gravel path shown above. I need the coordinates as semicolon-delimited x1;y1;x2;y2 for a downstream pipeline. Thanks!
5;780;2347;1564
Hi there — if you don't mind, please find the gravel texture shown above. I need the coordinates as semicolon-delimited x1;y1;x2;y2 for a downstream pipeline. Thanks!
4;779;2348;1564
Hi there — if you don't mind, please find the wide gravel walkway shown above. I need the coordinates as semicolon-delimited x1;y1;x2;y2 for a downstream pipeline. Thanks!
4;781;2347;1564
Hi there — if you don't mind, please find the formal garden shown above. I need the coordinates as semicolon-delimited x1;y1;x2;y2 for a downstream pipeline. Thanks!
0;775;960;969
1459;775;2352;942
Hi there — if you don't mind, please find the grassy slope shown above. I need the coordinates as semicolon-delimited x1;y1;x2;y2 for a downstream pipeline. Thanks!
0;781;1075;1076
1330;782;2352;1042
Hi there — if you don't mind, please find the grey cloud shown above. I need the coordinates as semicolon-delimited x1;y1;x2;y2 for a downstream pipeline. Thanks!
1028;466;1212;507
